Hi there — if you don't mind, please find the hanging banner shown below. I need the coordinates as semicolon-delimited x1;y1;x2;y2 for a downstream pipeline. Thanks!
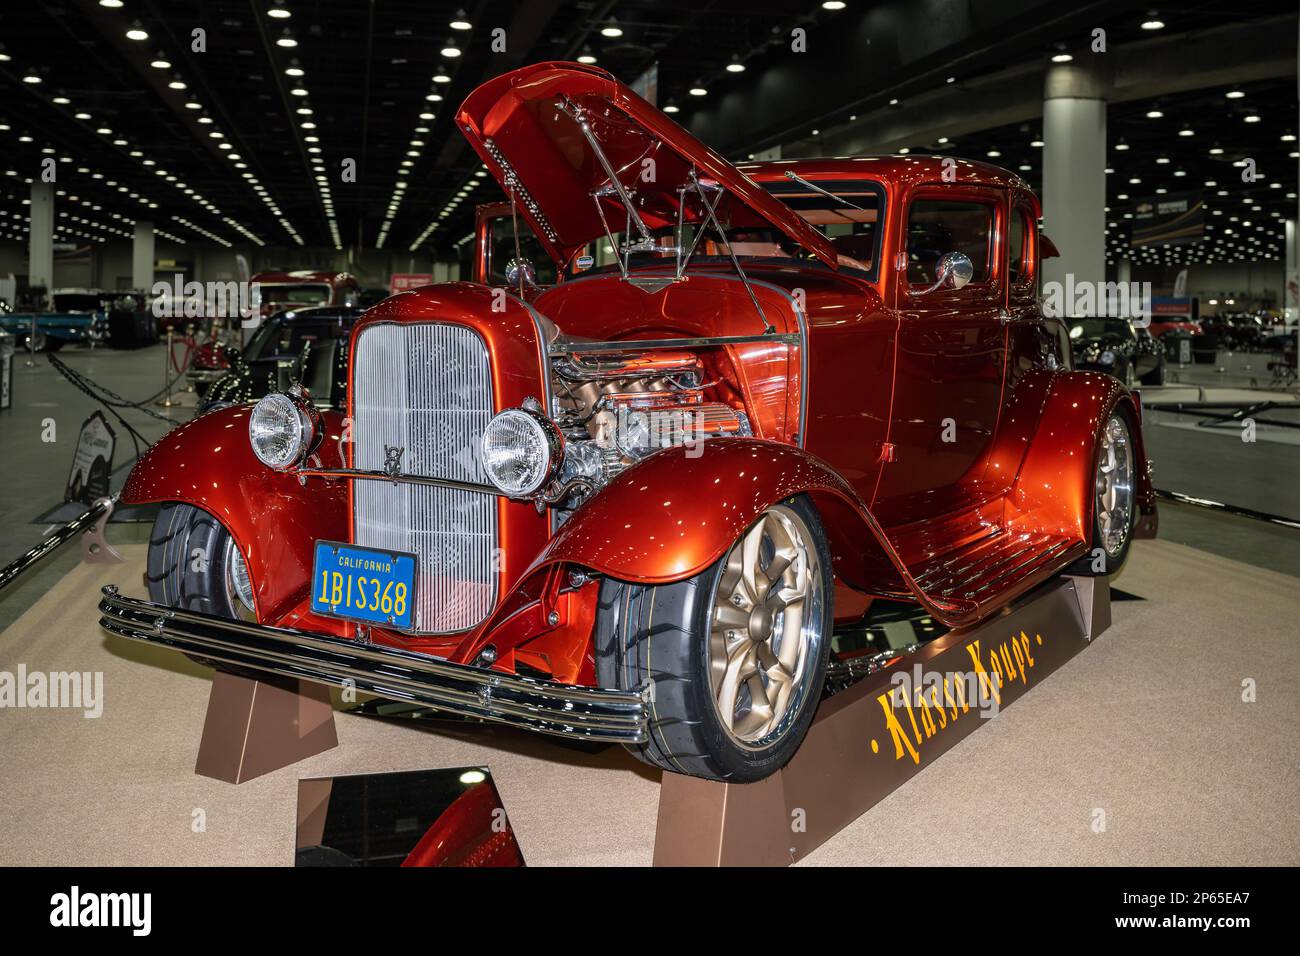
1130;191;1204;247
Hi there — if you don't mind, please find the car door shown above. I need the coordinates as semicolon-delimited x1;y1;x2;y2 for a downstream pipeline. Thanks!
871;186;1008;528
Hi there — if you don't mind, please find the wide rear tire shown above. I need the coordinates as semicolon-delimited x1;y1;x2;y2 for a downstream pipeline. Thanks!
595;495;833;783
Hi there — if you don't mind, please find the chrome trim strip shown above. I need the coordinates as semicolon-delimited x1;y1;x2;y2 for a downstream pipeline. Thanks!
98;586;649;743
551;332;801;355
297;467;501;495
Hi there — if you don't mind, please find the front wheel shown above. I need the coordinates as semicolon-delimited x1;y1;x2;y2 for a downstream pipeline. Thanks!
595;495;833;783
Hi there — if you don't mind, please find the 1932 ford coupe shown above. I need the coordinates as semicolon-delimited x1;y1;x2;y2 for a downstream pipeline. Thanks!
101;63;1156;783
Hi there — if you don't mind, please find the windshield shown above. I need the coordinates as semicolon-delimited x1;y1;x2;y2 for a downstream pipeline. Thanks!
487;217;558;286
259;283;331;305
52;293;102;312
246;314;353;360
570;178;884;280
1069;319;1134;340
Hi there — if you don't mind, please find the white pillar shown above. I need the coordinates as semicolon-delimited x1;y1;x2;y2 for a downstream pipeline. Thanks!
1117;259;1131;286
132;221;155;291
28;182;54;301
1041;62;1107;303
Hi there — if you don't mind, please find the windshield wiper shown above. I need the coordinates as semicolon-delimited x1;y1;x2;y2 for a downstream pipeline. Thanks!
782;170;871;212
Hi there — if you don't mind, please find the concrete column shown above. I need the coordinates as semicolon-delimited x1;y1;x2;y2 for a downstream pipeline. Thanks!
1117;259;1131;286
132;221;155;291
1041;61;1108;302
1286;220;1296;322
28;182;54;301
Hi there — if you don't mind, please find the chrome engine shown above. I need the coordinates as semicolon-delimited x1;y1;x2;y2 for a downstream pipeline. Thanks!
547;348;751;509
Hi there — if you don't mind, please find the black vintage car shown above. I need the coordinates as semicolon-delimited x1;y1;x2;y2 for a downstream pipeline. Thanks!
1068;317;1166;386
201;305;363;412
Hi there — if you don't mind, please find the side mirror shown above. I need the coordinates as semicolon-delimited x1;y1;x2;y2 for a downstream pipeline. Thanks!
919;251;974;295
504;258;538;291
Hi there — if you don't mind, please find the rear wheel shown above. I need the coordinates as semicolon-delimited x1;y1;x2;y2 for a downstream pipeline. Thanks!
595;496;832;783
1139;357;1166;386
1071;411;1137;576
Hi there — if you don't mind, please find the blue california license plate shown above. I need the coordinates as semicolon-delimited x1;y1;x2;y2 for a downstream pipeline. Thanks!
311;540;417;630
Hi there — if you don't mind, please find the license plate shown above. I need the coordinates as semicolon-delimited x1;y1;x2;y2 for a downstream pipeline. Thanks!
311;540;417;630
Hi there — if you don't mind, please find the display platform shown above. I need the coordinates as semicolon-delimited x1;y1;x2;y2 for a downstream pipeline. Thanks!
0;539;1296;866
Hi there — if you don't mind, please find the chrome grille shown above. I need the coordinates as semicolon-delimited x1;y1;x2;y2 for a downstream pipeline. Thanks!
352;323;497;632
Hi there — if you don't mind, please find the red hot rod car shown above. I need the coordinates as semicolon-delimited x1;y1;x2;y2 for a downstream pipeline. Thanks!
101;62;1156;783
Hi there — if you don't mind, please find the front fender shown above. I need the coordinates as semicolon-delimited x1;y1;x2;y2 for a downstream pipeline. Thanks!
122;405;349;621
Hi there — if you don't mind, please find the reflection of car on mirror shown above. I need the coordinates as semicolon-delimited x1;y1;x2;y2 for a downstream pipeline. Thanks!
106;63;1158;783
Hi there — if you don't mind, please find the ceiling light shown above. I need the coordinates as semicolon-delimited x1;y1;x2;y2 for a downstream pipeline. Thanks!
440;44;461;57
600;20;623;37
663;104;679;114
168;78;186;90
1225;89;1244;99
99;0;124;6
150;57;171;69
285;65;304;77
276;31;297;47
1114;141;1129;151
1243;114;1261;123
184;101;201;110
267;3;291;19
126;25;149;41
1140;18;1164;30
726;58;745;73
823;1;847;8
1030;139;1044;147
449;12;471;30
290;87;308;96
689;87;707;96
75;112;91;120
1282;133;1297;142
578;54;597;64
432;72;451;83
987;149;1002;158
52;96;71;105
22;74;41;84
1051;53;1073;63
1145;109;1163;118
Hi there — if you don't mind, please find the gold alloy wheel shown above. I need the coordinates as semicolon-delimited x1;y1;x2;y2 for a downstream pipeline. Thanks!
1096;414;1135;559
708;504;825;749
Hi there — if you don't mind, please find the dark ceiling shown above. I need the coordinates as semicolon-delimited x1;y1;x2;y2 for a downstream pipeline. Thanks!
0;0;1296;265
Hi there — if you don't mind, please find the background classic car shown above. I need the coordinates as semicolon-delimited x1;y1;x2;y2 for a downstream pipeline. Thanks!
1068;317;1166;385
106;63;1156;784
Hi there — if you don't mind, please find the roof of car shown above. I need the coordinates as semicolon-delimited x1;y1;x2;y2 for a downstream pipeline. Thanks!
252;270;353;284
737;155;1032;193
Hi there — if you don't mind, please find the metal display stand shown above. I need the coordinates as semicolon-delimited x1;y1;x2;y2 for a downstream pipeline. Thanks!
194;671;338;784
653;575;1110;866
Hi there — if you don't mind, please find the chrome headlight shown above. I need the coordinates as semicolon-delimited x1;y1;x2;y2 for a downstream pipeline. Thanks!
1098;349;1116;365
479;407;562;497
248;390;316;470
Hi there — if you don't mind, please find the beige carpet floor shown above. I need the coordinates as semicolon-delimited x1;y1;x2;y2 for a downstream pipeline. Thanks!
0;538;1296;866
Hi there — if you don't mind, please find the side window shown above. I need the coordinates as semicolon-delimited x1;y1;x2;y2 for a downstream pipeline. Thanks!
1008;205;1036;287
906;200;994;286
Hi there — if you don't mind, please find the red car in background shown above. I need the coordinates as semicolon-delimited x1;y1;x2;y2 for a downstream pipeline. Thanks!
187;270;361;391
104;63;1157;783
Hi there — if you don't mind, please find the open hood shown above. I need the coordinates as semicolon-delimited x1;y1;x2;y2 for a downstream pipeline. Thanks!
455;62;837;269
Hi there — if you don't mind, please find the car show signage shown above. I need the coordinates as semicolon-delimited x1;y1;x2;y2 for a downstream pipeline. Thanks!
654;577;1110;866
389;273;433;295
1130;190;1204;247
65;411;115;505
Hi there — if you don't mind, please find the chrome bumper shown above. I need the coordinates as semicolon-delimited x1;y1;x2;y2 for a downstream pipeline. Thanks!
98;586;649;743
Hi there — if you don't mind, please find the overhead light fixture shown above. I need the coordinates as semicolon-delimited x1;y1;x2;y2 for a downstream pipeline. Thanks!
150;57;171;69
1282;133;1297;142
441;43;461;57
126;23;149;41
823;1;847;9
432;72;451;83
1051;53;1073;63
184;100;201;110
1243;114;1261;123
600;20;623;38
285;63;304;76
267;2;291;19
1145;109;1163;118
276;30;297;47
689;86;707;96
987;149;1002;158
22;74;41;84
168;78;187;90
99;0;124;7
1208;145;1224;154
52;96;71;105
449;11;471;30
577;52;597;64
1225;89;1245;99
1030;139;1044;147
1178;127;1194;137
1114;140;1129;150
1140;16;1165;30
663;104;680;114
726;57;745;73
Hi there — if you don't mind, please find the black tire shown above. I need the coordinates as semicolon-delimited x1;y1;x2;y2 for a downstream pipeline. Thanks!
1070;407;1138;576
1139;357;1166;386
595;495;833;783
146;502;263;678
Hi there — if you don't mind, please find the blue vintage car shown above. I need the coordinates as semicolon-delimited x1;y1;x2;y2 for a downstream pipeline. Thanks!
0;289;110;352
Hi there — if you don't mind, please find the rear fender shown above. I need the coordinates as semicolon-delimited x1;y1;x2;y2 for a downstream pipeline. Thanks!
121;405;349;622
1005;370;1157;539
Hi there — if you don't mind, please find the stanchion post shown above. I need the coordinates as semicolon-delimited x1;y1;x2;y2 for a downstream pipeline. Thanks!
24;315;37;367
157;327;177;408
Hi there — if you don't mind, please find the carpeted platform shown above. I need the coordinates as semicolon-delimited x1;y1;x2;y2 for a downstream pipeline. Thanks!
0;539;1296;866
